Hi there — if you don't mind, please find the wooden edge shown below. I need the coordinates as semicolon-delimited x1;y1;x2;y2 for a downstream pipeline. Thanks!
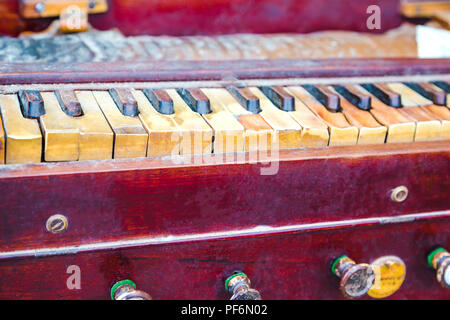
1;212;449;259
19;0;108;19
400;0;450;18
1;58;450;85
0;140;449;178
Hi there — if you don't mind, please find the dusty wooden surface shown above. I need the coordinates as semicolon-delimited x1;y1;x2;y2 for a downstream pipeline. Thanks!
0;24;418;64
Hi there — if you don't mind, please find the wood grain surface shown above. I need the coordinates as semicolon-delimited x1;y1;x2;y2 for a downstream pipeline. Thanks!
0;219;448;299
0;141;449;253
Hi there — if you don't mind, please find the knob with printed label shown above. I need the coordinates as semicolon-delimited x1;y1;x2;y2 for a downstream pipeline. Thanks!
332;255;375;298
428;248;450;289
111;279;152;300
225;272;261;300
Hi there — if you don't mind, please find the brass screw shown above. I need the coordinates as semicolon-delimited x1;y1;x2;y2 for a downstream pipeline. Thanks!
46;214;68;233
34;2;46;13
391;186;408;203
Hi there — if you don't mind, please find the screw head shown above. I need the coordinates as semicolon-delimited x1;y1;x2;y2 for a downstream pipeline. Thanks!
391;186;408;203
34;2;46;14
46;214;68;233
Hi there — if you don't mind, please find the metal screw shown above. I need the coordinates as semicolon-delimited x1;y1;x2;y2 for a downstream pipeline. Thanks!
391;186;408;203
46;214;68;233
34;2;46;14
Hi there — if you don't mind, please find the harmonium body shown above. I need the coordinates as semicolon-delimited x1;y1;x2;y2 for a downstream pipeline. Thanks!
0;0;449;300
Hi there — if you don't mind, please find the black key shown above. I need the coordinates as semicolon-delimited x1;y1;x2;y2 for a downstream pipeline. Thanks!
55;90;83;117
334;85;371;110
302;84;341;112
143;89;174;115
227;86;261;114
404;82;446;106
259;86;295;111
109;88;139;117
432;81;450;94
361;83;402;108
176;88;211;114
18;90;45;118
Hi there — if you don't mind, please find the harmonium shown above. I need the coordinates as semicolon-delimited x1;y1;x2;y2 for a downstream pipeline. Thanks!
0;0;449;301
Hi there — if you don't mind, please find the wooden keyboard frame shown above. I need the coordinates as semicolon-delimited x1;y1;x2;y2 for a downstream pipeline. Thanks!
1;57;449;252
1;140;449;252
1;58;450;85
0;58;449;299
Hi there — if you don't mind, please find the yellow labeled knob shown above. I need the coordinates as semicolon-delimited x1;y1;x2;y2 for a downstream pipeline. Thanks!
368;256;406;298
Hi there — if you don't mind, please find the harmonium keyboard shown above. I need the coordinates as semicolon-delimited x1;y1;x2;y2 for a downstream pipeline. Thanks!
0;0;449;300
1;78;450;164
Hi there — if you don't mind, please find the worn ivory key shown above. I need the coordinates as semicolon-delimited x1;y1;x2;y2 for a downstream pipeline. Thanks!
356;85;416;143
40;91;80;161
289;86;358;146
398;106;442;142
166;89;213;155
0;112;5;164
94;91;148;159
422;104;450;140
249;87;302;150
201;88;245;154
214;88;273;152
284;87;330;148
74;91;114;160
387;83;442;141
0;94;42;164
332;85;387;145
132;89;181;157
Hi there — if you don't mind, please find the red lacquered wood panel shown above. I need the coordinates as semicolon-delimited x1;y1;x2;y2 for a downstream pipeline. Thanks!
0;142;449;252
0;219;448;299
0;0;404;37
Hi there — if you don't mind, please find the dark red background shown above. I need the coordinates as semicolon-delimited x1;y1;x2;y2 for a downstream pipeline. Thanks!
0;0;406;37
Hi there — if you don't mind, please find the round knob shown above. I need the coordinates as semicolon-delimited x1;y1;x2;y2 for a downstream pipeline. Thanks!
332;255;375;298
225;272;261;300
111;280;152;300
368;255;406;299
428;248;450;289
